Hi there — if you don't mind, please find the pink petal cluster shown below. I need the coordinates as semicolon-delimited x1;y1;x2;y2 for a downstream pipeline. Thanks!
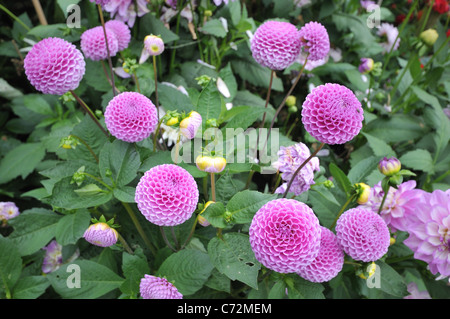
80;26;119;61
179;111;202;139
24;37;85;95
273;142;320;196
140;275;183;299
144;35;165;56
251;20;302;70
104;0;150;27
135;164;199;226
90;0;111;5
301;83;364;145
83;222;119;247
104;92;158;143
297;227;344;283
360;180;423;232
0;202;20;221
403;189;450;280
105;19;131;51
249;198;322;273
335;207;390;262
403;282;431;299
298;21;330;61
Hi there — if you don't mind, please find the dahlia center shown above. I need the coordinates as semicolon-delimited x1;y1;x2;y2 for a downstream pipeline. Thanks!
275;221;294;239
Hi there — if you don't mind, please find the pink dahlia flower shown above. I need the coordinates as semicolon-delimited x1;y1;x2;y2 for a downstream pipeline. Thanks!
104;0;150;28
251;20;302;70
249;198;322;273
105;19;131;51
298;21;330;61
301;83;364;145
336;207;390;262
0;202;20;221
104;92;158;143
403;189;450;280
360;180;423;233
272;142;320;196
24;37;85;95
135;164;199;226
83;222;119;247
140;275;183;299
403;282;431;299
377;23;400;54
90;0;111;5
80;26;119;61
297;227;344;283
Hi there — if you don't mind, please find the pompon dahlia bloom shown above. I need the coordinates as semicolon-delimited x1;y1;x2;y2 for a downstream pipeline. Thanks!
360;180;423;233
80;26;119;61
297;227;344;283
377;23;400;54
335;207;390;262
105;20;131;51
249;198;322;273
104;0;150;27
298;21;330;61
140;275;183;299
251;20;302;70
0;202;20;221
403;189;450;280
104;92;158;143
24;37;85;95
83;222;119;247
272;142;320;196
301;83;364;145
135;164;199;226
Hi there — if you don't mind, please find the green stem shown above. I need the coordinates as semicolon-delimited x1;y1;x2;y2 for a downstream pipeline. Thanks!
418;0;434;35
153;118;164;152
160;226;177;252
70;90;109;137
122;202;157;257
170;227;179;250
385;254;414;264
263;53;310;155
118;233;134;255
180;215;200;249
390;52;417;99
377;187;389;214
282;142;325;198
153;55;160;121
169;5;183;74
330;193;357;229
210;173;216;202
243;170;255;190
97;4;116;97
82;172;113;191
134;70;141;93
0;4;32;32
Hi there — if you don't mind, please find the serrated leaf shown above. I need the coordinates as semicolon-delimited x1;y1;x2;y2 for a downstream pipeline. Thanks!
12;276;50;299
0;142;46;184
329;163;352;196
0;236;22;297
120;249;150;296
287;276;325;299
47;260;124;299
157;249;213;296
202;202;227;228
8;208;62;256
196;80;222;124
55;209;91;246
362;132;396;157
200;19;227;38
399;149;434;173
208;233;261;289
227;190;278;224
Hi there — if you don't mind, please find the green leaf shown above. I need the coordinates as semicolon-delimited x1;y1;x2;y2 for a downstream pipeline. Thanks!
364;114;426;143
214;170;243;204
286;275;325;299
120;249;150;296
55;209;91;246
99;139;141;187
307;186;341;228
0;236;22;297
223;107;267;130
399;149;434;174
227;190;278;224
139;150;173;172
373;261;407;297
139;13;179;43
328;163;352;196
47;260;124;299
231;59;283;91
202;202;227;228
73;183;104;196
8;208;62;256
362;132;396;157
0;142;46;184
200;19;227;38
196;80;222;124
157;249;214;296
113;186;136;203
348;156;380;184
208;233;261;289
158;83;194;114
12;276;50;299
23;94;53;115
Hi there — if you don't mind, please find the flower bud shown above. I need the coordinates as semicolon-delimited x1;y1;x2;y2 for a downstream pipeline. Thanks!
198;201;214;227
286;95;297;108
378;157;401;176
420;29;439;46
144;35;164;56
355;182;371;205
196;155;227;173
59;135;81;150
179;111;202;139
83;222;119;247
165;117;179;126
358;58;374;74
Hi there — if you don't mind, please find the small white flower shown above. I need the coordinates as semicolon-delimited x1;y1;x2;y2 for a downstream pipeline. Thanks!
197;59;216;69
217;77;230;98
